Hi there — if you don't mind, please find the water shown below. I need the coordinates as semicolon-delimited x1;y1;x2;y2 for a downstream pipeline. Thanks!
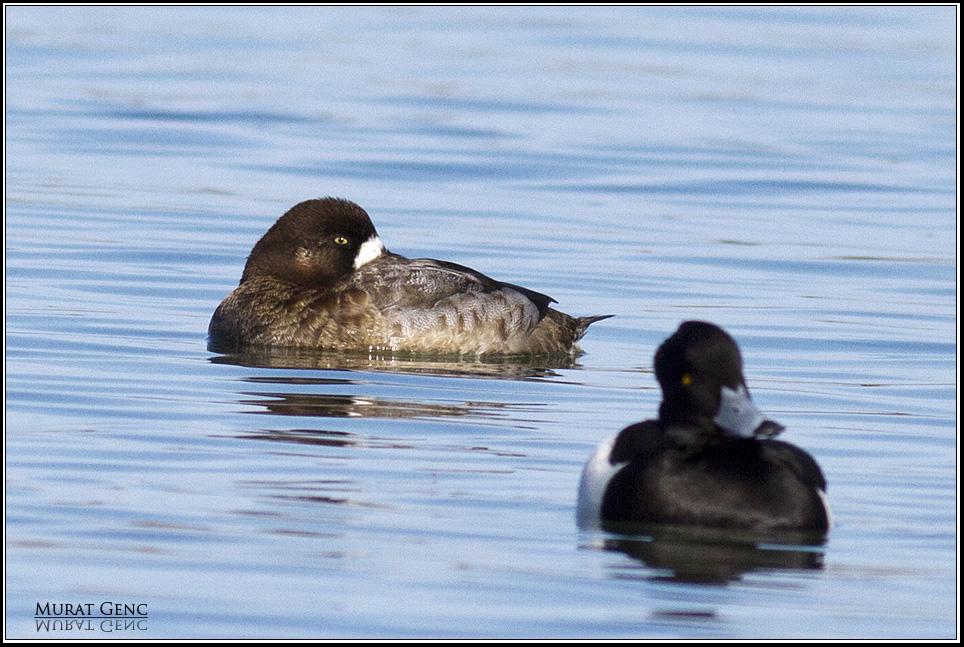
5;5;957;639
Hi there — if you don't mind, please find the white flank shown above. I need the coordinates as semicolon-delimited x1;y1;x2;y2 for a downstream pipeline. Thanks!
354;235;386;269
818;488;834;529
576;435;626;528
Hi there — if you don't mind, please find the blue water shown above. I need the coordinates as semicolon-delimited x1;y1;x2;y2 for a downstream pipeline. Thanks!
5;5;957;639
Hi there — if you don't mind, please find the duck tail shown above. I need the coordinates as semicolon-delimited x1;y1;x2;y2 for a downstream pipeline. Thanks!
574;314;614;341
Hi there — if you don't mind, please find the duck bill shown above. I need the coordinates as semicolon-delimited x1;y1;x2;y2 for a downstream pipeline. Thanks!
713;385;785;439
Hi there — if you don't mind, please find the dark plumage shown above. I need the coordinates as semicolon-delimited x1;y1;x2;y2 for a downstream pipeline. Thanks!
577;321;829;534
209;198;611;354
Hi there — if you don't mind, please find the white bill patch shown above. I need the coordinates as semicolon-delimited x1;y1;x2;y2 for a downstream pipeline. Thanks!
713;384;766;438
353;235;385;269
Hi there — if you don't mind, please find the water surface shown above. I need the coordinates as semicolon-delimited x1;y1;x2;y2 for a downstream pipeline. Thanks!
5;5;957;639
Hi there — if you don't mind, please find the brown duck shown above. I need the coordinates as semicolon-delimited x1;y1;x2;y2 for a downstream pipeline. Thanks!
209;198;611;354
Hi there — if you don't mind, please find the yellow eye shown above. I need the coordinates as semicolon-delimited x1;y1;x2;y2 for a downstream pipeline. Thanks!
333;236;349;246
681;374;692;386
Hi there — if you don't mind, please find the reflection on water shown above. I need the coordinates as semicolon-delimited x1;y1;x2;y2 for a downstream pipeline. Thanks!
237;390;542;423
234;427;412;450
589;524;825;585
239;479;389;512
209;344;577;379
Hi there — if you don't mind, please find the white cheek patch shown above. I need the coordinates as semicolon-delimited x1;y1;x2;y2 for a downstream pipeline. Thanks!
354;235;385;269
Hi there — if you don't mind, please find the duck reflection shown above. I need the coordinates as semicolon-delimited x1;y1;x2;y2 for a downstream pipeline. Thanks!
236;389;542;423
234;427;407;449
209;344;576;379
590;524;825;585
212;346;560;424
238;478;387;510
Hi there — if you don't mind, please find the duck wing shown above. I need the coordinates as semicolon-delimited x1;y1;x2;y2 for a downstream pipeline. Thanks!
348;255;553;353
353;255;554;313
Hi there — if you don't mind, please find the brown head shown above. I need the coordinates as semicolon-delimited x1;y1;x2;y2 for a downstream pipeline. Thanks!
240;198;386;287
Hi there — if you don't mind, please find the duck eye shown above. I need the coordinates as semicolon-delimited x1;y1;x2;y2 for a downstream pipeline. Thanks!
681;373;692;386
333;236;349;246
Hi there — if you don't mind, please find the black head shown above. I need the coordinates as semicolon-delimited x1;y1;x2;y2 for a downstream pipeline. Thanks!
655;321;782;438
240;198;386;286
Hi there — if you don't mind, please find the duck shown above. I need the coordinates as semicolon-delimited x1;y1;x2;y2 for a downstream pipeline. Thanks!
577;321;829;534
208;198;611;355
